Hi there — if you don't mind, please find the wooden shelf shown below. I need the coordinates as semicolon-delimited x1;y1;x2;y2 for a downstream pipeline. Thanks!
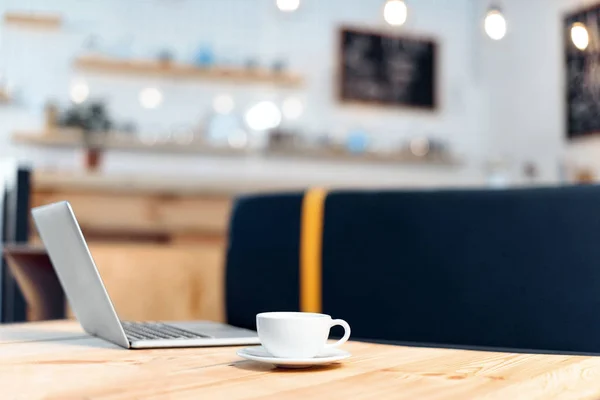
267;147;460;167
74;55;304;87
3;12;62;29
12;130;247;157
13;131;461;167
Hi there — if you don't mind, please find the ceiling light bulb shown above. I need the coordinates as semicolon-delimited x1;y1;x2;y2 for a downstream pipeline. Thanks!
70;80;89;104
276;0;300;12
213;94;235;114
485;8;507;40
139;87;163;109
245;101;282;131
282;97;304;120
571;22;589;51
383;0;408;27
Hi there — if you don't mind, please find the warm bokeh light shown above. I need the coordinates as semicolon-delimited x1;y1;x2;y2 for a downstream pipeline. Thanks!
245;101;282;131
139;87;163;109
485;9;507;40
70;80;89;104
213;94;235;114
228;129;249;148
410;137;430;157
282;97;304;120
383;0;408;27
571;22;589;50
276;0;300;12
171;126;195;145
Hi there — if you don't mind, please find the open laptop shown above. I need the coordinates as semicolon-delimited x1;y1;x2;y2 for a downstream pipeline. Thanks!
31;201;260;349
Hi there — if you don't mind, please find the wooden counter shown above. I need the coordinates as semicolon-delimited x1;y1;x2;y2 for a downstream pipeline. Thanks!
30;171;240;244
27;171;256;323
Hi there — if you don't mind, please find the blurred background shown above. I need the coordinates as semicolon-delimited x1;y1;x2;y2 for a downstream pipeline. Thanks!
1;0;600;323
2;0;594;186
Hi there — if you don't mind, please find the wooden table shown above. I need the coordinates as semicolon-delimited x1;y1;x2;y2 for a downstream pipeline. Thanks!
3;321;600;399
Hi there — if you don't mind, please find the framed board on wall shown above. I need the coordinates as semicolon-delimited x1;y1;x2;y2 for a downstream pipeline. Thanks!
338;27;438;110
565;5;600;139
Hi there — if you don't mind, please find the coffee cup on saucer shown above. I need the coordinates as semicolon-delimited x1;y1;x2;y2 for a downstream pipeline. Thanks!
256;312;351;359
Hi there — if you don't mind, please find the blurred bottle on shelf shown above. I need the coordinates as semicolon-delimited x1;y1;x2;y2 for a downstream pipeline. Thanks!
44;101;59;133
272;59;286;73
267;128;298;152
245;58;259;71
170;124;195;145
80;34;103;57
157;49;174;66
194;44;215;67
345;130;370;154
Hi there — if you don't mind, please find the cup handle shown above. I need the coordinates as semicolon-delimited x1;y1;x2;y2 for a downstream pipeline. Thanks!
325;319;351;349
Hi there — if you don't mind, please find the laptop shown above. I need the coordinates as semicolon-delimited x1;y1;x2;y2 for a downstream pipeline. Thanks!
32;201;260;349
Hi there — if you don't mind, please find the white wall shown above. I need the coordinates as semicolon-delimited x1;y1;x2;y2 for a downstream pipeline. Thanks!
0;0;486;185
476;0;600;183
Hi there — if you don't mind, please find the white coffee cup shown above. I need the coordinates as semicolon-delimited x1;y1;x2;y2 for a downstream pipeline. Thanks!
256;312;351;358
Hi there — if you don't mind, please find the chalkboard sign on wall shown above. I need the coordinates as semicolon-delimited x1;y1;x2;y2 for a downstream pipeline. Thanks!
565;5;600;139
339;27;438;109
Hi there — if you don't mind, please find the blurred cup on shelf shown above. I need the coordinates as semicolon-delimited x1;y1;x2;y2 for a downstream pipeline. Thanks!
170;124;195;145
227;129;249;150
44;101;59;132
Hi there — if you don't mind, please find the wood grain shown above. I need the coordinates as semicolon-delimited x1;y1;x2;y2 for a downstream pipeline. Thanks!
0;320;82;345
88;243;226;322
2;321;600;399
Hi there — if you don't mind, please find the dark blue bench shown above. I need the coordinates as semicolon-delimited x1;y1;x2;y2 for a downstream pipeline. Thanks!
226;185;600;354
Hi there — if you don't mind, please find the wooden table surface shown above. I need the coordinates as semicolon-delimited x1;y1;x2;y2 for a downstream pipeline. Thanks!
3;321;600;399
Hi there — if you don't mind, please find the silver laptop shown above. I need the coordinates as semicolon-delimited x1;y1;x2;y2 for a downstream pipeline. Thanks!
32;201;260;349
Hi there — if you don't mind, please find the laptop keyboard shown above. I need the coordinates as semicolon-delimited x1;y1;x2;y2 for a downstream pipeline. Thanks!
121;322;208;341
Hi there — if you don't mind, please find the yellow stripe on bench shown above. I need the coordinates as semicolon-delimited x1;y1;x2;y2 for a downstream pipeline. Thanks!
300;188;327;313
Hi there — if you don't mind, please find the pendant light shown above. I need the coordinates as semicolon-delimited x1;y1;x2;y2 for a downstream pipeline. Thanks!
571;22;589;51
484;6;507;40
276;0;300;12
383;0;408;27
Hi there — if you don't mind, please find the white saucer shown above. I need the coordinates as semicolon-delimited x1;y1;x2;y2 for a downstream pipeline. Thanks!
236;346;351;368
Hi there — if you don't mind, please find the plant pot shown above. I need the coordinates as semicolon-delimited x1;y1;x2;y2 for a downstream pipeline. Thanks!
84;148;102;172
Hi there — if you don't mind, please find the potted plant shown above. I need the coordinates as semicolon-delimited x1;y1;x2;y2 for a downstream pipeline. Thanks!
60;101;112;171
